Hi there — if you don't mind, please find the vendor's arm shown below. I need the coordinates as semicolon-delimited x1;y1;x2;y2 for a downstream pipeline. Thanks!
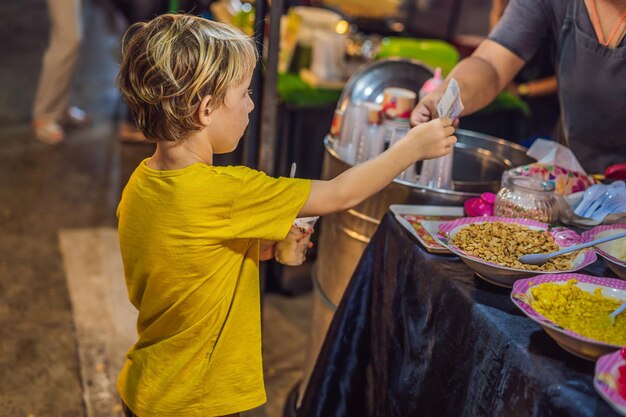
298;118;456;217
412;0;552;124
411;41;526;125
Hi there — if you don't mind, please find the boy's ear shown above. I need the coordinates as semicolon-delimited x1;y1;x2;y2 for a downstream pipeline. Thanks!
197;95;213;126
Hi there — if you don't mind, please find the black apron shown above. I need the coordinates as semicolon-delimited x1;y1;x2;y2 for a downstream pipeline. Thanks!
557;0;626;174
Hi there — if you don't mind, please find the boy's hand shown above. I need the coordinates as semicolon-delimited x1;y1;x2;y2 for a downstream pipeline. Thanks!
260;240;276;261
404;117;456;160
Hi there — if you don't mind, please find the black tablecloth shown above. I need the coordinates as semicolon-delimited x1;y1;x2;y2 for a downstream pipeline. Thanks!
298;213;618;417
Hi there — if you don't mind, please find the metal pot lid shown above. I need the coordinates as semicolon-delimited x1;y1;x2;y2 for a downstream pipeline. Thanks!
338;58;433;111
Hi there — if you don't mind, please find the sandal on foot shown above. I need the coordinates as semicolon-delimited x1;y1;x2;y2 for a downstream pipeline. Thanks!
33;119;64;145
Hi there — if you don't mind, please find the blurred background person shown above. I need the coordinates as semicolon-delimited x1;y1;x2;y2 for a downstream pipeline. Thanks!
33;0;90;145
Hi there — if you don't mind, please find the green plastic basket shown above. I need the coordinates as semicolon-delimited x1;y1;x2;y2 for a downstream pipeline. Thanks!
376;37;459;76
278;73;342;106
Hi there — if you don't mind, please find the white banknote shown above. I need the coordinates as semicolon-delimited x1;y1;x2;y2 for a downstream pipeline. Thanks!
436;78;464;120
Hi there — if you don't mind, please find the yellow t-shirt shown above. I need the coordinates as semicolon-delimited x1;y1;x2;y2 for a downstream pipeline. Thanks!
116;160;311;417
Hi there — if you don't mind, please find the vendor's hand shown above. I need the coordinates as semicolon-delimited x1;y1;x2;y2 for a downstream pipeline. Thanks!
411;90;461;128
404;117;456;160
410;91;441;126
260;240;276;261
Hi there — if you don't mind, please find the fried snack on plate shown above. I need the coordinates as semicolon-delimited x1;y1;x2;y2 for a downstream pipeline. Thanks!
451;222;574;271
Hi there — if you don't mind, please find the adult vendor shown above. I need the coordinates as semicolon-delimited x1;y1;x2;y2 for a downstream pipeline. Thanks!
412;0;625;174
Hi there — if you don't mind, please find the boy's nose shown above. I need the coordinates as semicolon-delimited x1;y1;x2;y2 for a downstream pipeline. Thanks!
247;96;255;113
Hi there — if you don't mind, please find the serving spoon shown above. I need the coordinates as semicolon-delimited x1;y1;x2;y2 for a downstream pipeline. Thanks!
609;301;626;326
518;230;626;265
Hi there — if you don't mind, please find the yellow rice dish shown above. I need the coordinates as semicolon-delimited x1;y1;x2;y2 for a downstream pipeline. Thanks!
530;279;626;346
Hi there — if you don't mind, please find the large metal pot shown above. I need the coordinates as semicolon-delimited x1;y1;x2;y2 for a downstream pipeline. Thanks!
298;129;533;402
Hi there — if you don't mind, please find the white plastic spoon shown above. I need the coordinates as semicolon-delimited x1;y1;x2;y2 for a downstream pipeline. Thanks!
518;230;626;265
609;301;626;326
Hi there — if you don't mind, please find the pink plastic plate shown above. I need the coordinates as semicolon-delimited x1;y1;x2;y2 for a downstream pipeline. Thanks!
583;224;626;280
511;273;626;360
435;217;597;287
595;350;626;416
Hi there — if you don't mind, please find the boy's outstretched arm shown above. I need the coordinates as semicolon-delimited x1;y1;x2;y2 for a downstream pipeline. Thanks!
298;118;456;218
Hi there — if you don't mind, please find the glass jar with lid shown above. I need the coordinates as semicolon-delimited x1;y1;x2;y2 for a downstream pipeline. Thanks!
494;177;559;223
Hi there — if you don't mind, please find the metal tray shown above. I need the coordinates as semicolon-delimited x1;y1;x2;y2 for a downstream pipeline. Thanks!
390;204;464;253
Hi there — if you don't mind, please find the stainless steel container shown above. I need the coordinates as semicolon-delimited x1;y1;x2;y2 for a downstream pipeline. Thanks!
298;129;533;401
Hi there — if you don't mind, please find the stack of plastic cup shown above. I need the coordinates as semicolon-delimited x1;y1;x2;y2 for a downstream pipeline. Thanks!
367;124;386;160
387;126;416;182
417;150;454;190
356;102;383;163
337;103;368;164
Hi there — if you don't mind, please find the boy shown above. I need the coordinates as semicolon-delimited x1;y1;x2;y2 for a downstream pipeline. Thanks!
116;14;455;417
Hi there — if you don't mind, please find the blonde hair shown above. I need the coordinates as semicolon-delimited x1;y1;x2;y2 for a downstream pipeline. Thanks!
117;14;258;141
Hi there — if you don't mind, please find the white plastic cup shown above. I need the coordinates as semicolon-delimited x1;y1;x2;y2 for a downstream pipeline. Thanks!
275;216;319;266
417;150;454;190
400;163;417;183
381;119;410;150
338;103;368;164
355;129;370;164
388;123;410;148
355;102;383;163
367;123;385;160
386;125;415;182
